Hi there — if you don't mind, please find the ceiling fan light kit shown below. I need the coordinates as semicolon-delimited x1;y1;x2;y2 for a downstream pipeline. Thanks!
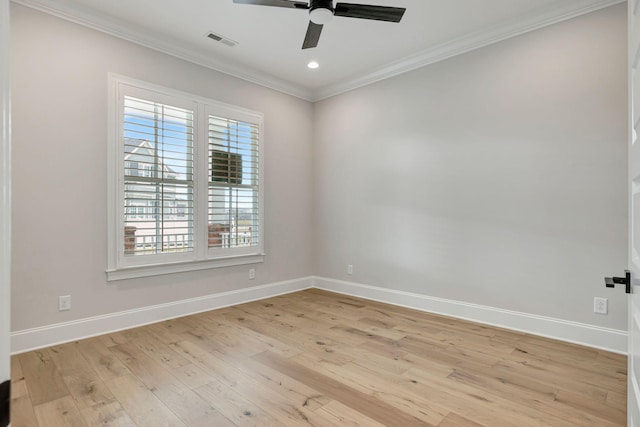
309;8;333;25
232;0;406;49
309;0;334;25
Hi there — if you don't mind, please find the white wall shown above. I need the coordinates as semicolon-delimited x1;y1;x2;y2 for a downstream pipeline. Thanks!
10;4;314;332
9;2;629;349
0;0;11;384
313;5;628;331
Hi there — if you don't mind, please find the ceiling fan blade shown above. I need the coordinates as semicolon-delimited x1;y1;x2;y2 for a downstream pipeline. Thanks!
334;3;406;22
302;21;323;49
232;0;309;9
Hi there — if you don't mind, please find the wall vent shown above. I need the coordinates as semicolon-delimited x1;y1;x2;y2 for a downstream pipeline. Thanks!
206;32;238;47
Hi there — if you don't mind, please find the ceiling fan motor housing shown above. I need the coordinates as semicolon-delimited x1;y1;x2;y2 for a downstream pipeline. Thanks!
309;0;334;12
309;0;334;24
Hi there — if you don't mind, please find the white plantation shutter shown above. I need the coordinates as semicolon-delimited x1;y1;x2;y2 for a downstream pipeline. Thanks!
122;96;194;256
208;116;260;250
108;76;264;280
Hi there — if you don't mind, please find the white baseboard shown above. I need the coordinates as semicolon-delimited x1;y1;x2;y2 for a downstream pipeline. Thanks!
313;276;628;355
11;275;628;355
11;277;313;354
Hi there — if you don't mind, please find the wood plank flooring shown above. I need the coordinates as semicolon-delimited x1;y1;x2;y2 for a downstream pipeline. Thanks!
10;289;627;426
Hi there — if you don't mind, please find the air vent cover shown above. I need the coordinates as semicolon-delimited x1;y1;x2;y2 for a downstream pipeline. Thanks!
206;32;238;47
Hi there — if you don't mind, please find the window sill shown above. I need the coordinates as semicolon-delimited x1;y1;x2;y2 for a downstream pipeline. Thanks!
106;253;265;281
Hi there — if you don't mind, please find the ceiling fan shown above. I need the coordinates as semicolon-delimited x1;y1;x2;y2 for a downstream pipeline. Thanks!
232;0;406;49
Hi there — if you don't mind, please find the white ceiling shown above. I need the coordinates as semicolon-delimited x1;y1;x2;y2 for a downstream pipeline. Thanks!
14;0;623;100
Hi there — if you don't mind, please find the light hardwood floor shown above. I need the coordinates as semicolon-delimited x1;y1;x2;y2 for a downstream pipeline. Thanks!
10;289;627;426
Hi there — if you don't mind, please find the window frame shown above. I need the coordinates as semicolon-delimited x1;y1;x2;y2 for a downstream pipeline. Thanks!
107;74;265;281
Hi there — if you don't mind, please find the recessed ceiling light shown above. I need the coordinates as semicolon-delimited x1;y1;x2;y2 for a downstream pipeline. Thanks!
307;61;319;69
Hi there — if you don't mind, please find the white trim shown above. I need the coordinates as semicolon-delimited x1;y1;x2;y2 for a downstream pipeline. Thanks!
106;254;265;281
313;0;625;101
107;74;265;279
0;0;10;392
10;0;624;102
11;277;313;354
10;0;313;101
10;275;629;355
313;277;628;355
632;374;640;427
110;74;266;121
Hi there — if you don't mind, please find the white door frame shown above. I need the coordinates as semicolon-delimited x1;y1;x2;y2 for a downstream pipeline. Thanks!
631;0;640;425
0;0;11;424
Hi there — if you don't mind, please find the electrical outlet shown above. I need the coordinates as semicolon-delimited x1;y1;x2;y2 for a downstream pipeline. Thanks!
249;268;256;280
59;295;71;312
594;297;608;315
347;265;353;275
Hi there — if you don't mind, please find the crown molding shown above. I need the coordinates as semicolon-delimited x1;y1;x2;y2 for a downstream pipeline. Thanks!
311;0;626;101
11;0;625;103
10;0;315;101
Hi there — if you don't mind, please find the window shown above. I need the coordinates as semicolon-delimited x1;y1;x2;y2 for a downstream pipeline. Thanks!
123;97;195;254
108;75;264;280
208;116;260;250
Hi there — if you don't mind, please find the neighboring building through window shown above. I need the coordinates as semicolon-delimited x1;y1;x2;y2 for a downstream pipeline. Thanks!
107;75;264;280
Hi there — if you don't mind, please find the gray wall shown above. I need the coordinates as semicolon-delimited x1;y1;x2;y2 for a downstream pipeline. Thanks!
10;4;314;331
312;4;628;330
10;3;628;336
